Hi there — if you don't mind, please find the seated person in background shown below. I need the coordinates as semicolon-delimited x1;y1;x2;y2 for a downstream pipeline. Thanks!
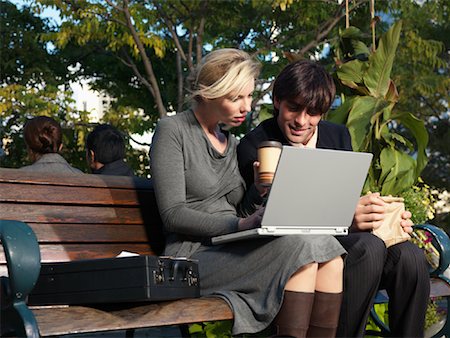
86;124;134;176
237;59;430;338
151;48;346;338
20;116;83;174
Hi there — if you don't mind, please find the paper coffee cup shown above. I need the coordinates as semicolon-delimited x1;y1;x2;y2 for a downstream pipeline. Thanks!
258;141;282;187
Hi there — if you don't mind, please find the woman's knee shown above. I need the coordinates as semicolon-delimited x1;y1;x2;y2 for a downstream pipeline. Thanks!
319;256;344;275
285;262;318;292
316;257;344;292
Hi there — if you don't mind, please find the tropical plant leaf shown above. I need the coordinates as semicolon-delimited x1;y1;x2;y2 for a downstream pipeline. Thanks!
391;132;414;150
385;80;399;103
364;21;402;98
327;96;355;125
336;59;364;85
380;124;395;147
363;165;379;194
340;26;364;39
347;96;379;151
380;148;415;195
394;112;429;177
352;40;371;56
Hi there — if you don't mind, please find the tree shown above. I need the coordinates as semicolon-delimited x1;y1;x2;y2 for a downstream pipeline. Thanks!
387;0;450;191
30;0;370;119
0;1;89;170
5;0;448;187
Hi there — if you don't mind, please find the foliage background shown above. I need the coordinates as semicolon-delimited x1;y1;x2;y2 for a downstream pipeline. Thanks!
1;0;449;224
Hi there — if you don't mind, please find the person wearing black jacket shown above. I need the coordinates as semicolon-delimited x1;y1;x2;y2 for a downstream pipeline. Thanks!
86;124;134;176
237;60;430;337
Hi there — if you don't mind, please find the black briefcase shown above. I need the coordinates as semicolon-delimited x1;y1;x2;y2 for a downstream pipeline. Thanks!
28;255;200;306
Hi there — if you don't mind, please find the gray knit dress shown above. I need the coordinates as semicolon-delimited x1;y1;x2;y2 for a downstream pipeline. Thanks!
150;110;346;335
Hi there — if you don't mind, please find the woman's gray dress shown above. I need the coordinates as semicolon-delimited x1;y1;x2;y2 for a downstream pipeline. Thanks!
150;110;346;335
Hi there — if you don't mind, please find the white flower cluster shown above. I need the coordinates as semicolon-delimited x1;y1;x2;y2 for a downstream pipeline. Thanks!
433;189;450;214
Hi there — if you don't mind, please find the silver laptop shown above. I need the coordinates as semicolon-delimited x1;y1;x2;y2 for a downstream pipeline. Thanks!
211;146;373;245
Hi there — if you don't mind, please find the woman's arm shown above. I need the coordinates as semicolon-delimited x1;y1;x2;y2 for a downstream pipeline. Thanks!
150;118;239;237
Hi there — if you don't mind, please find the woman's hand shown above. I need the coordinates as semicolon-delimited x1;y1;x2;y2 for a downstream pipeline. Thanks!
352;193;386;231
238;207;265;231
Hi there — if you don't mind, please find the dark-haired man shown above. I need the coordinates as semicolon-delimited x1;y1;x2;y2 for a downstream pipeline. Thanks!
86;124;134;176
237;60;429;337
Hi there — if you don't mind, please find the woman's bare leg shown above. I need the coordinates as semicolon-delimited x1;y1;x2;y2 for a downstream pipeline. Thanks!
285;262;318;292
315;257;344;292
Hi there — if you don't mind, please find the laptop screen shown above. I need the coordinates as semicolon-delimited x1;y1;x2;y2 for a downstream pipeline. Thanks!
261;146;373;229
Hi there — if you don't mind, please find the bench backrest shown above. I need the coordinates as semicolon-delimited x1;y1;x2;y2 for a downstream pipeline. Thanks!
0;168;165;276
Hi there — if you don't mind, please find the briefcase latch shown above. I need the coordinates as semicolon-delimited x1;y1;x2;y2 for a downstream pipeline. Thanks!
186;268;199;286
153;260;165;284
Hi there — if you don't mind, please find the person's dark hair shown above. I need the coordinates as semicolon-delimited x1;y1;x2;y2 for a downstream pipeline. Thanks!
86;124;126;164
24;116;62;156
272;60;336;116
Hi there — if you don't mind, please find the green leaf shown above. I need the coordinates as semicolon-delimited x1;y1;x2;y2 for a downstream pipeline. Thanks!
364;21;402;98
391;132;414;150
347;96;387;151
327;96;355;125
379;148;415;195
394;112;429;177
352;40;371;56
385;80;399;103
380;124;394;146
337;59;364;85
189;323;205;334
347;96;379;151
340;26;364;39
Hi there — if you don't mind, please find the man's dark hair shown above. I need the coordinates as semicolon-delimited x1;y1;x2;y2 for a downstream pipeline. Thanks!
272;60;336;116
86;124;126;164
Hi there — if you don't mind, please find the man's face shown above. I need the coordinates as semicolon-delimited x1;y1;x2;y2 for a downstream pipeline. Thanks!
275;98;322;147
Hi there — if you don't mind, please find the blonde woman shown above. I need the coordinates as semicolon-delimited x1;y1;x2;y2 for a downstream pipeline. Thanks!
150;48;346;337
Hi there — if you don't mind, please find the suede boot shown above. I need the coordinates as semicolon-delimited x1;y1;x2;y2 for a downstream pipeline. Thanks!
273;291;315;338
306;291;343;338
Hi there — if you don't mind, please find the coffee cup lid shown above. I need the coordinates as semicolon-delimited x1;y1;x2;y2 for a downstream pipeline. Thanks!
258;141;283;149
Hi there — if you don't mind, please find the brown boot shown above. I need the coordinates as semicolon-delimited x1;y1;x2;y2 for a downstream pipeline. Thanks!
273;291;315;338
306;291;343;338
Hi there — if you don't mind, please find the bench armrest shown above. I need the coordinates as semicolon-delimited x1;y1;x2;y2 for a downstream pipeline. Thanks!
0;220;41;338
413;223;450;280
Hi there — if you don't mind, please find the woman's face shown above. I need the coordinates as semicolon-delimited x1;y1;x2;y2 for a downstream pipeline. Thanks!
275;97;322;146
209;81;255;128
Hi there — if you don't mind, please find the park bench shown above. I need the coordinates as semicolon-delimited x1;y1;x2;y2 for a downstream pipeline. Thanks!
0;168;233;337
1;167;450;337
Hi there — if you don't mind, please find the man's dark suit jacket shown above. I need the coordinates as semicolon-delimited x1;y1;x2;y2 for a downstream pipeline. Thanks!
237;117;352;188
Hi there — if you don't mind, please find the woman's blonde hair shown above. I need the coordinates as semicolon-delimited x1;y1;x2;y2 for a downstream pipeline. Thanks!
187;48;261;103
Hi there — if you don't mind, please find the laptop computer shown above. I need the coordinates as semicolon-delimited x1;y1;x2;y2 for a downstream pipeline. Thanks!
211;146;373;245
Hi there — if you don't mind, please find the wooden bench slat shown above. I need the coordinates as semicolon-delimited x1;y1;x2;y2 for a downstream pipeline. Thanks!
27;223;149;242
0;244;154;262
0;168;153;189
0;204;145;224
0;183;142;206
32;298;233;336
